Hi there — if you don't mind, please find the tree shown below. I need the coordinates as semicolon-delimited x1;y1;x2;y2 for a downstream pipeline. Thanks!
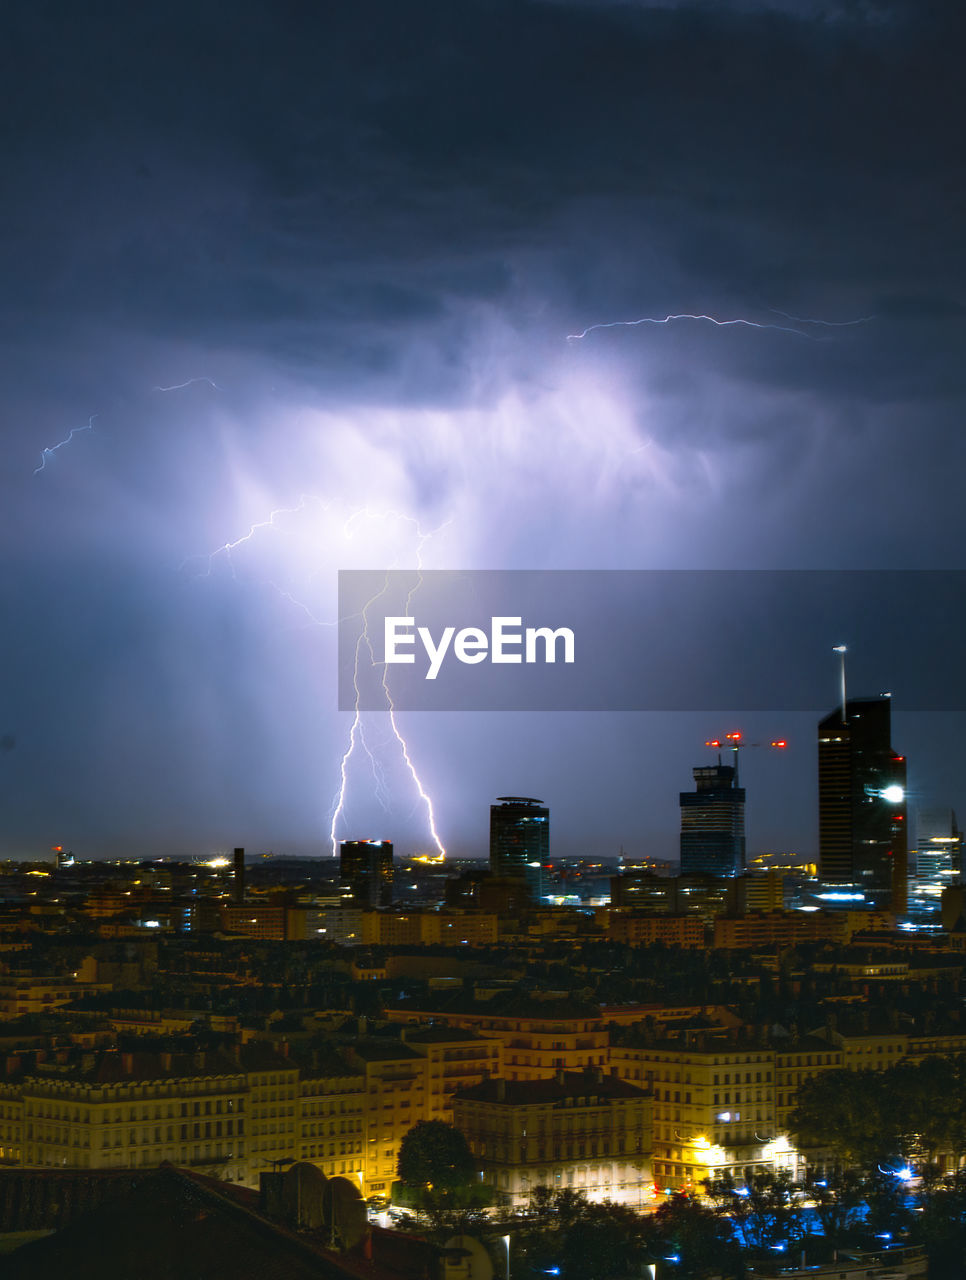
917;1169;966;1279
649;1194;743;1279
704;1169;804;1252
396;1120;477;1192
395;1120;487;1233
509;1189;653;1280
790;1069;899;1173
802;1166;866;1246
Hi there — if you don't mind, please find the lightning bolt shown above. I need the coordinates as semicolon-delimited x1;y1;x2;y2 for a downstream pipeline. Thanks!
180;495;320;581
184;499;448;860
33;415;96;474
33;376;220;476
566;311;874;342
152;377;221;393
329;511;449;859
768;309;876;328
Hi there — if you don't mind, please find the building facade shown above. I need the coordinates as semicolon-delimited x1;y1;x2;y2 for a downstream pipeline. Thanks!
340;840;394;909
680;765;745;877
489;798;549;903
609;1036;789;1191
818;697;908;911
453;1070;652;1210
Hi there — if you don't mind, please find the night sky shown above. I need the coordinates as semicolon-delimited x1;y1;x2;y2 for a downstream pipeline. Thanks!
3;0;965;862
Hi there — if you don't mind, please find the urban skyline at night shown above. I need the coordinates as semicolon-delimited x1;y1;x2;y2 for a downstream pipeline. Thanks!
3;3;966;867
4;6;966;1274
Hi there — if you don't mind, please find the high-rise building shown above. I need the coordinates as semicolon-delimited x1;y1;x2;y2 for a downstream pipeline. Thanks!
340;840;393;908
679;764;745;876
233;847;245;904
818;696;907;911
914;807;963;899
489;797;549;902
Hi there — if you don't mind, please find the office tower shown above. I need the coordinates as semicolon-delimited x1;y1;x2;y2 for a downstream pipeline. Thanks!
915;807;963;898
818;696;907;910
679;763;745;876
340;839;393;908
489;797;549;902
233;847;245;904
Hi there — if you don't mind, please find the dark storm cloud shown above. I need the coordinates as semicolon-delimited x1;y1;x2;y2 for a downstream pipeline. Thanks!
2;0;965;858
3;0;963;400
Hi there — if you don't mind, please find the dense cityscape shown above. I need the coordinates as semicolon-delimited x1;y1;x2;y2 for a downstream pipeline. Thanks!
6;0;966;1277
1;691;966;1275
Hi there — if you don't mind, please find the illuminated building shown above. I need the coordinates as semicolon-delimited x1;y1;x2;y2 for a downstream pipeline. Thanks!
679;764;745;877
818;697;908;911
453;1070;652;1210
605;913;706;947
914;807;963;898
711;911;846;948
489;797;548;902
359;909;499;946
340;840;393;908
341;1039;426;1197
0;1047;300;1181
297;1053;366;1183
220;903;301;941
402;1028;503;1123
609;1035;793;1189
385;998;607;1081
303;904;364;945
0;971;110;1018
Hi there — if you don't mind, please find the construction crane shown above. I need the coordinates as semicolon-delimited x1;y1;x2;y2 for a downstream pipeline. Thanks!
704;731;787;785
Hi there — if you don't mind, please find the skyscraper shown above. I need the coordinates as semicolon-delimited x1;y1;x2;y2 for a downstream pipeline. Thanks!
340;840;393;908
233;847;245;904
489;797;549;902
679;763;745;876
818;696;907;911
914;807;962;899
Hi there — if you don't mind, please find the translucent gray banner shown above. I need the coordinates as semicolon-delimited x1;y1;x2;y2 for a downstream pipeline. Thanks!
337;570;966;711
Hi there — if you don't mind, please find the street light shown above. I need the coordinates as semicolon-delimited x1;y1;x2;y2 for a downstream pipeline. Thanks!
501;1233;510;1280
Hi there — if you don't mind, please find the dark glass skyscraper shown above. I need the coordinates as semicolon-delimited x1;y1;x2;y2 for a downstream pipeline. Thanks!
679;764;745;876
489;797;548;902
818;696;907;911
340;839;393;908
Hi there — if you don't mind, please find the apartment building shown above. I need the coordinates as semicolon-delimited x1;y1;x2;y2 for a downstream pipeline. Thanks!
774;1036;844;1136
453;1069;652;1211
606;914;706;948
610;1034;785;1191
386;997;608;1081
298;1050;366;1188
343;1040;427;1197
402;1027;503;1123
